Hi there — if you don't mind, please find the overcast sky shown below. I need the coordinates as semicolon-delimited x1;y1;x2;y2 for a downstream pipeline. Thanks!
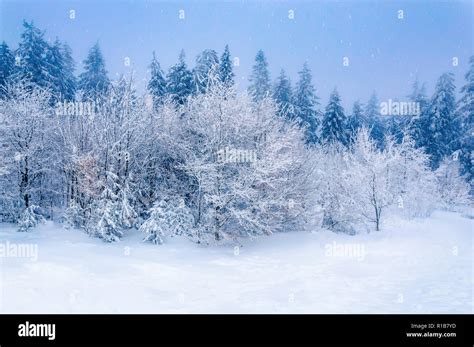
1;0;472;108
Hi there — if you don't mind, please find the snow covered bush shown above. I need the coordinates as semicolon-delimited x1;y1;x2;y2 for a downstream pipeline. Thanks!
435;158;472;209
17;205;45;232
140;198;194;244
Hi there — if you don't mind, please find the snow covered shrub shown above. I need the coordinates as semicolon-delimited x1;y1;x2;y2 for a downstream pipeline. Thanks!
17;205;45;232
64;200;85;230
313;144;360;234
347;129;438;231
140;198;194;244
86;175;123;242
435;158;472;209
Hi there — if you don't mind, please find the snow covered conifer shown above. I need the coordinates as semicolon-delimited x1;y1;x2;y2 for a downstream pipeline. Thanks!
365;93;385;148
248;49;271;102
78;42;110;102
293;63;320;143
15;21;50;89
166;50;194;105
273;69;293;118
322;88;348;145
425;73;459;169
347;100;365;142
457;56;474;182
194;49;219;93
147;51;167;108
219;45;234;87
17;205;45;232
0;41;15;97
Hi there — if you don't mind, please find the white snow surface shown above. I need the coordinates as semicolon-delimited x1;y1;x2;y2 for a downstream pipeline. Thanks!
0;210;472;313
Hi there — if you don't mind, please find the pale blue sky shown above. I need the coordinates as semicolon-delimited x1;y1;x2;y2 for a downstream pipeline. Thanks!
0;0;472;108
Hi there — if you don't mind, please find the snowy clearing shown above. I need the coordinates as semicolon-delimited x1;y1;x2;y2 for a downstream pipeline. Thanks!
0;210;472;313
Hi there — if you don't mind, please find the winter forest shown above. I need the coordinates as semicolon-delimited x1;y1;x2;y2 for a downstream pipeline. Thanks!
0;1;472;313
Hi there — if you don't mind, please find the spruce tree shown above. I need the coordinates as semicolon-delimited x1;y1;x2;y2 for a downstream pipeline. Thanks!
426;73;459;169
166;50;194;105
457;56;474;181
293;63;320;143
45;39;67;103
60;42;77;101
194;49;219;93
0;41;15;97
15;21;50;88
365;92;385;148
347;100;365;142
78;42;110;101
219;44;234;87
407;80;430;148
147;51;167;108
273;69;293;118
322;88;348;145
248;49;271;102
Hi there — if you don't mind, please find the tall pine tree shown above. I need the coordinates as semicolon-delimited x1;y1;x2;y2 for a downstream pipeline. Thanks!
273;69;293;118
293;63;320;143
457;56;474;181
347;100;365;142
248;49;271;102
194;49;219;93
407;80;430;148
426;73;459;169
15;21;50;89
219;44;234;87
78;42;110;101
60;42;77;101
147;51;167;108
365;92;385;148
322;88;348;145
0;41;15;97
166;50;194;105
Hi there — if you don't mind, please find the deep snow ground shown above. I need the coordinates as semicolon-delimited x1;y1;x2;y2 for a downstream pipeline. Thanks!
0;210;472;313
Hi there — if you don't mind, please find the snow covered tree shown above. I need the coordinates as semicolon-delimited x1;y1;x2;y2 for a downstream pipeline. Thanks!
166;50;194;105
78;42;110;101
321;88;348;145
347;100;365;142
45;39;68;103
159;80;313;243
59;42;77;101
365;93;385;148
194;49;219;93
273;69;293;118
457;56;474;182
219;44;234;87
407;80;430;148
17;205;45;232
64;199;85;230
293;63;320;144
425;73;459;169
0;82;54;220
15;21;50;89
0;41;15;98
86;173;122;242
248;49;271;102
140;198;194;244
147;51;167;109
435;158;471;209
